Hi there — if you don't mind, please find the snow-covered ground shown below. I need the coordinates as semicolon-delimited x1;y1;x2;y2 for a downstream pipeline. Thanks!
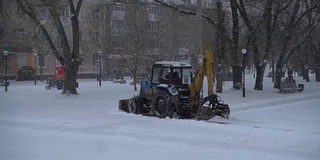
1;76;319;160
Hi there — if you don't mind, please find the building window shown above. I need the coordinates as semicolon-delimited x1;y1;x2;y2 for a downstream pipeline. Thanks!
148;21;159;31
148;21;159;38
148;6;160;15
147;6;160;21
112;5;125;12
92;32;99;43
111;20;125;36
17;28;25;41
59;8;69;17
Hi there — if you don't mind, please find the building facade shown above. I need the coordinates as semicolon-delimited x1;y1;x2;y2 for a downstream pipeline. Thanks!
0;0;218;79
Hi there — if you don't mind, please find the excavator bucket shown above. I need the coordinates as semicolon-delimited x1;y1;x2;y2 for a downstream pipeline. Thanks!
197;106;216;120
197;104;230;120
196;94;230;120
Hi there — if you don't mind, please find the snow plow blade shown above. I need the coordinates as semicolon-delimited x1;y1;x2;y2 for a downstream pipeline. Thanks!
119;99;130;113
119;97;153;116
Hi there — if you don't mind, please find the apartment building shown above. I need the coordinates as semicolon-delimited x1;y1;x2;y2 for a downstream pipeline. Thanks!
0;0;217;79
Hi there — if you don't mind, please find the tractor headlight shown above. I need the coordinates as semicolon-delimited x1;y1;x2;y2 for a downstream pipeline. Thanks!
172;88;177;93
171;88;178;95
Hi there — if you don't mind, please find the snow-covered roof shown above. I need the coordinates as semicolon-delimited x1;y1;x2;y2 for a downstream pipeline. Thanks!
154;61;192;67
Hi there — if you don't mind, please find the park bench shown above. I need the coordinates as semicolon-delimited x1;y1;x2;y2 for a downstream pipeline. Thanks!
45;79;64;90
0;79;9;87
45;78;79;90
279;79;304;94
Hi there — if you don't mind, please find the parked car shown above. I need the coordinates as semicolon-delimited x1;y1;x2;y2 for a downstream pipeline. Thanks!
16;66;35;81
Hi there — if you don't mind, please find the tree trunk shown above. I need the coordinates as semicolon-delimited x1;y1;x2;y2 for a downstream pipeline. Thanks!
304;42;310;82
216;64;223;93
40;65;44;82
316;66;320;82
232;66;242;89
215;0;225;93
316;43;320;82
274;59;284;89
62;61;80;95
230;0;241;90
133;75;137;91
305;66;310;82
254;65;266;90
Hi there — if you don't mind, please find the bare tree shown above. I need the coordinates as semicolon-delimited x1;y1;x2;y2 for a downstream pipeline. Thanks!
122;0;149;91
316;42;320;82
274;0;319;88
81;1;119;74
1;1;35;77
33;25;51;82
229;0;242;89
215;0;226;93
236;0;292;90
154;0;246;89
16;0;83;94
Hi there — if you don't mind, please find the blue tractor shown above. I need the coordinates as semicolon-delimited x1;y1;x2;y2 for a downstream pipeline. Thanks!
119;61;197;118
119;49;230;120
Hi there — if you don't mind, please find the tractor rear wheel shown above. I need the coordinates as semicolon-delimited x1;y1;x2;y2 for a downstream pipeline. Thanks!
152;89;172;118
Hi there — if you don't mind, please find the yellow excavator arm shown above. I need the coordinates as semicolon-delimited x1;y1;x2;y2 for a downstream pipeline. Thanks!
189;48;229;120
189;48;214;106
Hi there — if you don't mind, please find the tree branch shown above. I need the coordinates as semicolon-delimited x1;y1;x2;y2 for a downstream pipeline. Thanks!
294;5;318;26
153;0;232;44
68;0;83;18
15;0;64;65
284;20;319;63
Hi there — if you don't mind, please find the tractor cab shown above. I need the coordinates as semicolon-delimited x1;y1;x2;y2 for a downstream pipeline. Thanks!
151;61;192;86
139;61;192;98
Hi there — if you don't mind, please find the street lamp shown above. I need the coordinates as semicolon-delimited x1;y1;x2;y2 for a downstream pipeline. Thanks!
242;48;247;97
98;51;102;87
3;51;8;92
33;52;38;85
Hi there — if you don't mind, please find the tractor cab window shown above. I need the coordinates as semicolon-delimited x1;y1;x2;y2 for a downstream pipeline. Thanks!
152;67;182;84
182;68;191;84
152;67;162;83
152;66;191;85
164;68;180;80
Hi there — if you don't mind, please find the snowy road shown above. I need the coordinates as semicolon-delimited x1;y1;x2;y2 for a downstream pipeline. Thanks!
1;79;320;160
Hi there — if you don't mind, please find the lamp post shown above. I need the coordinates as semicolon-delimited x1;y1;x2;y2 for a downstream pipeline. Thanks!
3;51;8;92
98;51;102;87
242;48;247;97
33;52;38;85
